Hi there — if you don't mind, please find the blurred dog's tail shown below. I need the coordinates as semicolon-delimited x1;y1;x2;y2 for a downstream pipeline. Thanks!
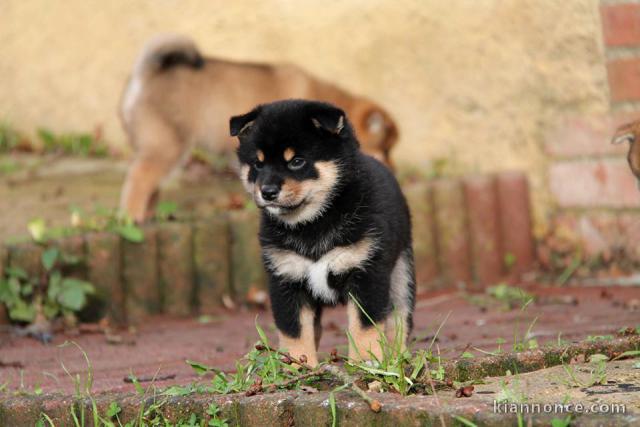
131;34;204;79
121;35;203;124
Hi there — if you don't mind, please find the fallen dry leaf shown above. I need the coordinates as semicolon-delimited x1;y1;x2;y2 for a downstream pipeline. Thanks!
455;385;474;398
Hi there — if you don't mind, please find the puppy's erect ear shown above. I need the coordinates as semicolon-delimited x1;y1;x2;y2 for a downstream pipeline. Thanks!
310;105;346;135
230;107;261;137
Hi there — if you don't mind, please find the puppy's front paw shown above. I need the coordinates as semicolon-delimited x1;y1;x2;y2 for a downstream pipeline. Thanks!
278;332;318;367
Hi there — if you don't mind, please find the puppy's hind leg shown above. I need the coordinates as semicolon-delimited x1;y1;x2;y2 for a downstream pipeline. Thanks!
387;250;416;351
119;128;185;223
347;297;386;362
314;305;323;351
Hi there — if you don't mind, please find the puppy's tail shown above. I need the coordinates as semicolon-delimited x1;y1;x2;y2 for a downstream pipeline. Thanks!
131;34;204;79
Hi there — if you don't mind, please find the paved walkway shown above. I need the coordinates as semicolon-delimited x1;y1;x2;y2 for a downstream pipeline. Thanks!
1;286;639;395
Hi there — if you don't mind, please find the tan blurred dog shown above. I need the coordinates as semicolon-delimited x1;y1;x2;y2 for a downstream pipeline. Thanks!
612;119;640;184
119;35;398;222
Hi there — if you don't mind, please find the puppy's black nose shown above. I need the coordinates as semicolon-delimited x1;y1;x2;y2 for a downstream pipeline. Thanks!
261;185;280;201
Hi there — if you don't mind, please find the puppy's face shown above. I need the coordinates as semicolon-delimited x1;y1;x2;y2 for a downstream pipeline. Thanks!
231;100;356;226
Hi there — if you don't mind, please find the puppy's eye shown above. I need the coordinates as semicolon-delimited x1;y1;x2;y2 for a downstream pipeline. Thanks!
288;157;306;171
254;161;264;170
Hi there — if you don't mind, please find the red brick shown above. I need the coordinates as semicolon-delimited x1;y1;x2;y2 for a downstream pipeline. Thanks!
463;175;503;288
157;222;194;316
607;58;640;102
193;216;230;311
432;179;472;287
601;4;640;47
496;172;535;276
86;232;125;325
229;210;266;299
122;225;160;323
549;158;640;208
545;113;638;158
403;180;439;290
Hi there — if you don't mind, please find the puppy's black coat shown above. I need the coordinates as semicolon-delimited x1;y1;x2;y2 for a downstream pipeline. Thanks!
231;100;415;362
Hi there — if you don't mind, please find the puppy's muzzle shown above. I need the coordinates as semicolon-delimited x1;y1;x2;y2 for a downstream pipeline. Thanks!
260;184;280;202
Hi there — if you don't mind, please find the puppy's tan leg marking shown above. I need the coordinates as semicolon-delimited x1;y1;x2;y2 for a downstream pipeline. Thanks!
278;306;318;367
347;301;384;361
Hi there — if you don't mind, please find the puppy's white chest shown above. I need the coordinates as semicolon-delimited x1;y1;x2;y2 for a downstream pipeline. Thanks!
264;237;375;303
307;259;334;302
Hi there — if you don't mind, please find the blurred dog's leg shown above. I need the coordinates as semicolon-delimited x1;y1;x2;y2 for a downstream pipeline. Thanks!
119;129;184;222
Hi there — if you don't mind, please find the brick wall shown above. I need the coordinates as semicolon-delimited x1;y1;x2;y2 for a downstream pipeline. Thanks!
541;1;640;268
545;114;640;261
0;212;266;326
602;1;640;106
403;172;535;290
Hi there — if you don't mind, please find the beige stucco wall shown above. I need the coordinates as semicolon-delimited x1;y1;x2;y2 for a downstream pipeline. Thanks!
0;0;610;222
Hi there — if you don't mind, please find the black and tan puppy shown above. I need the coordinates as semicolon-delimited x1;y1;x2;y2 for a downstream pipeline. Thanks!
230;100;415;366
